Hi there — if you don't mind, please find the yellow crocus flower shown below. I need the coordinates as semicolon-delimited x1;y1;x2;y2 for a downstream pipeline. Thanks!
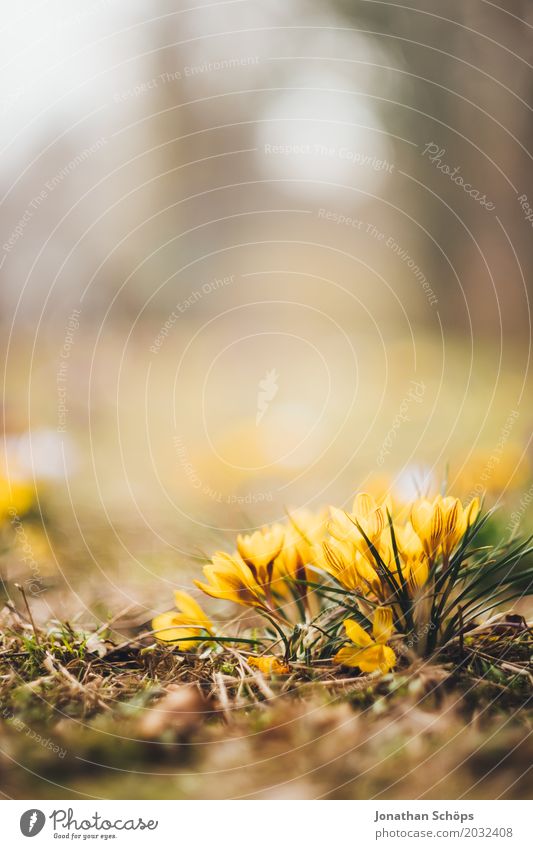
247;655;290;675
152;590;214;649
195;551;267;609
334;607;397;673
237;524;285;585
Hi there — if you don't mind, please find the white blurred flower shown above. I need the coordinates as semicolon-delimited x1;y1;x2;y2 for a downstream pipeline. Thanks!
4;428;78;480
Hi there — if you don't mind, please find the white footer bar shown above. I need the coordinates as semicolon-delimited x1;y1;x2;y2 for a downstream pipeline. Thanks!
3;800;530;848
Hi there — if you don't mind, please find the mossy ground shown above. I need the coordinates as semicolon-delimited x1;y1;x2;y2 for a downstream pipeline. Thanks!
0;602;531;800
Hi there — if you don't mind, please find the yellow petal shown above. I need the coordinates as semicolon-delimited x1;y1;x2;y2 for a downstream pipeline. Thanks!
411;498;443;555
344;618;374;647
173;590;213;631
411;499;433;542
352;493;386;542
465;497;480;527
334;645;370;667
440;495;480;556
335;643;396;673
354;554;382;596
372;606;394;643
407;552;429;594
274;538;300;581
321;539;360;591
352;492;378;519
442;497;461;536
328;506;357;542
193;578;233;603
430;501;443;543
377;644;397;673
278;509;328;583
396;521;424;560
151;612;205;648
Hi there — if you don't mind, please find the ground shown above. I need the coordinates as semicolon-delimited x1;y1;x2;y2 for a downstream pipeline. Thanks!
0;602;531;800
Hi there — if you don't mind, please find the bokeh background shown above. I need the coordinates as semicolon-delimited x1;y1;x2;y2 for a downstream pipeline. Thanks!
1;0;532;626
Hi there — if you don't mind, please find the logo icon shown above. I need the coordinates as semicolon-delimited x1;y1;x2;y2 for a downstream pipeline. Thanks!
20;810;46;837
256;369;279;425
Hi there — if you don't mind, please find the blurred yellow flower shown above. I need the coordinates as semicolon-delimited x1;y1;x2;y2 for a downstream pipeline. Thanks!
195;551;267;610
335;607;396;673
454;446;530;497
0;475;34;523
152;590;214;649
247;655;290;675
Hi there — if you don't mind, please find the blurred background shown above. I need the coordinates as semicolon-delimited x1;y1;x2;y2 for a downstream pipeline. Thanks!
1;0;532;622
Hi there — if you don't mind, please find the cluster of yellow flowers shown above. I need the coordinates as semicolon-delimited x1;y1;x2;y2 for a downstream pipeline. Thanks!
153;493;480;675
195;511;325;613
322;493;479;597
